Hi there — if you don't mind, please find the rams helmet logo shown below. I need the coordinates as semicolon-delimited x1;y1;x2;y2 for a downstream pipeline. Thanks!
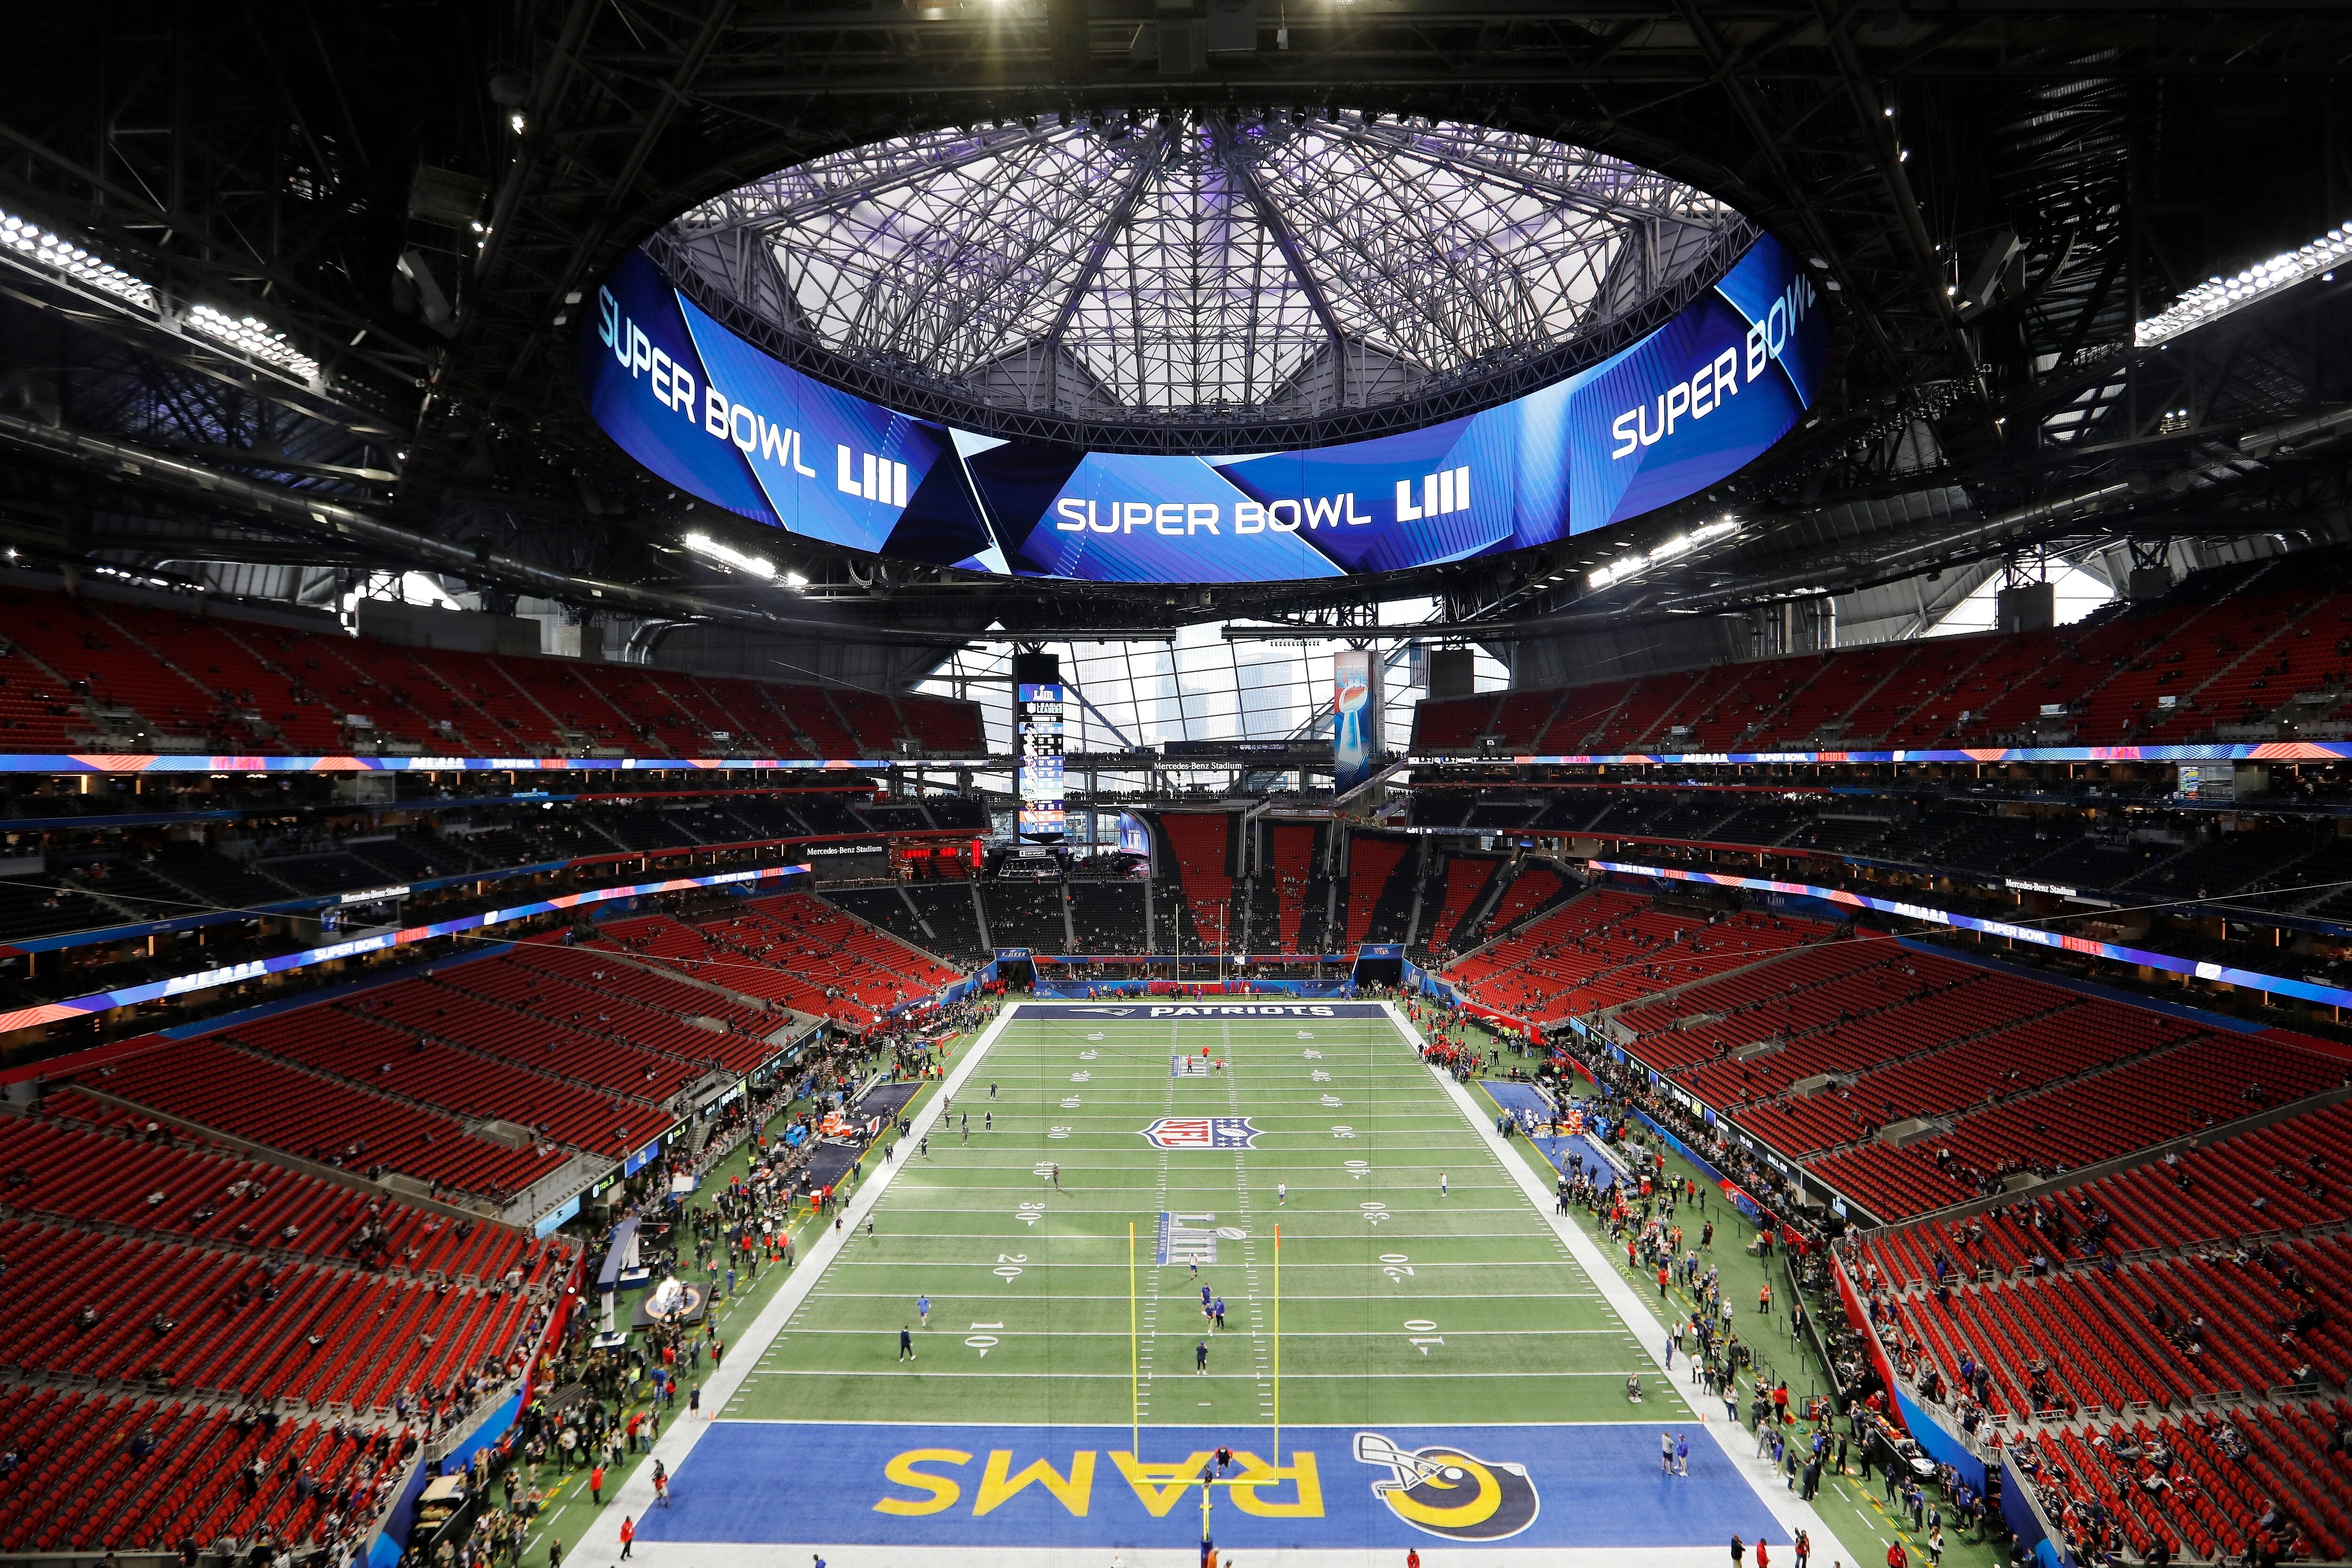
1354;1432;1539;1541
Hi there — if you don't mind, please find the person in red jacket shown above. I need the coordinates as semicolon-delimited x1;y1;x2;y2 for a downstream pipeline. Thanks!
619;1517;636;1561
1888;1542;1909;1568
590;1463;606;1505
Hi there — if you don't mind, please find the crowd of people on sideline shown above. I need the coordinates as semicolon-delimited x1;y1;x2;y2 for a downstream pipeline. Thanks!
382;996;1001;1568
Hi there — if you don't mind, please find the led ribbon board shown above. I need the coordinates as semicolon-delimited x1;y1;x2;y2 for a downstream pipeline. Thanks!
0;753;890;775
578;235;1826;584
7;738;2352;776
0;862;811;1035
1404;741;2352;768
1587;858;2352;1011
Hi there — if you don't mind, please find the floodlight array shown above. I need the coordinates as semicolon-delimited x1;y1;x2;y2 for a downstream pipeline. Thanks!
0;207;156;311
683;530;778;580
2134;222;2351;348
1588;517;1740;591
186;303;322;383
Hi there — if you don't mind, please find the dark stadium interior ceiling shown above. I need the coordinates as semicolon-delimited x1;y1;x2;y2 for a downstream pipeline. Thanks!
0;1;2348;658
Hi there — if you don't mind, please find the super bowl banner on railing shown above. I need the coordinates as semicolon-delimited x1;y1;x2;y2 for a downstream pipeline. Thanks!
1033;976;1352;998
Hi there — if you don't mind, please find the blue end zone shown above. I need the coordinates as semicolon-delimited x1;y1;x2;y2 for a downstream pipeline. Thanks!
1480;1080;1619;1191
1017;1001;1393;1020
636;1420;1790;1550
1530;1133;1621;1190
1478;1080;1555;1125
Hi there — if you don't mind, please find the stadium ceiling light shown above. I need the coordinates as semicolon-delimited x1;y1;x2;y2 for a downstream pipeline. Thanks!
2135;221;2352;348
1587;517;1740;592
0;206;157;312
3;204;324;389
184;302;323;383
683;530;777;579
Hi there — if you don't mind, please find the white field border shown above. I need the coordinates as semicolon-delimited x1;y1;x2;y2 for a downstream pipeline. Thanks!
572;1002;1859;1568
1383;999;1864;1568
570;999;1025;1557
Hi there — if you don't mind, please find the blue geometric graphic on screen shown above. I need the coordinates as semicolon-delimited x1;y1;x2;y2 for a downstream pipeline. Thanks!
675;291;961;556
1000;451;1343;584
1219;415;1511;575
579;249;778;528
1713;232;1827;411
578;234;1821;582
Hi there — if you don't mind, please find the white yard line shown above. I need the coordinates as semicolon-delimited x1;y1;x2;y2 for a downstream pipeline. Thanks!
567;1001;1023;1558
740;1367;1656;1380
615;1542;1773;1568
802;1290;1604;1301
586;1003;1849;1568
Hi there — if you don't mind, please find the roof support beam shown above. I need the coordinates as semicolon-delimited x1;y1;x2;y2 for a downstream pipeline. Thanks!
1668;0;1907;385
1035;119;1172;391
1222;139;1353;385
1811;0;1993;412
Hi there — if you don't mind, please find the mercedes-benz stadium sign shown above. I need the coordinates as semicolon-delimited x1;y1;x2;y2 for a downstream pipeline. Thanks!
577;233;1824;585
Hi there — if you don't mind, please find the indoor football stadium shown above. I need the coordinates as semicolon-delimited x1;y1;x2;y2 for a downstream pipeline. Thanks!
0;9;2349;1568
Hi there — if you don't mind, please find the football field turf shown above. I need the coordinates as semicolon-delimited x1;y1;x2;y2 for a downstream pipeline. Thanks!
607;1001;1848;1566
728;1004;1653;1426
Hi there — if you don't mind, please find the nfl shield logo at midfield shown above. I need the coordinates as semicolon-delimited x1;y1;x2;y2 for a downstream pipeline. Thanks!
1139;1116;1262;1150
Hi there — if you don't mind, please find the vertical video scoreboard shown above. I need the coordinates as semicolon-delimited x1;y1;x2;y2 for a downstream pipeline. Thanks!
1013;651;1066;843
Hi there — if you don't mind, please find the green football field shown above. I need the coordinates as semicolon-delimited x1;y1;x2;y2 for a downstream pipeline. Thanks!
725;1004;1686;1429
